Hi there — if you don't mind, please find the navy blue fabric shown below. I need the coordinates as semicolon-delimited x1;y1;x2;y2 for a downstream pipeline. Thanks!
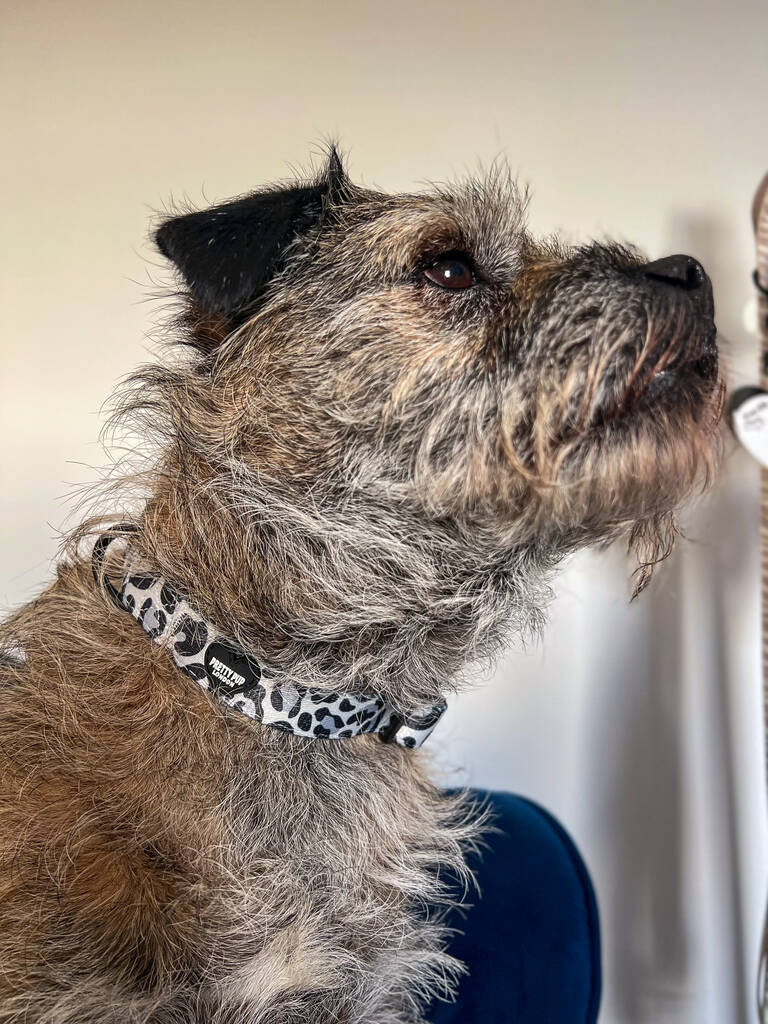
429;791;601;1024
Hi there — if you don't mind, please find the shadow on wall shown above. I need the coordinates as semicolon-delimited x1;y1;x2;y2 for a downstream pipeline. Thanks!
584;212;750;1022
591;541;690;1020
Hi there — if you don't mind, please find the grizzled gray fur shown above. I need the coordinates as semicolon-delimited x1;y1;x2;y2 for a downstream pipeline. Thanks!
0;147;722;1023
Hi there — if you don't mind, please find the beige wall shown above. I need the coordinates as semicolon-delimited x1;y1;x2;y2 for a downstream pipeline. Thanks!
3;1;768;1020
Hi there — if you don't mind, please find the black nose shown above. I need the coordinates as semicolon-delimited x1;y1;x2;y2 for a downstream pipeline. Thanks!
640;254;708;293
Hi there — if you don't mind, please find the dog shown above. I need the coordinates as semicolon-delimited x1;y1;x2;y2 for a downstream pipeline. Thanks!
0;147;723;1023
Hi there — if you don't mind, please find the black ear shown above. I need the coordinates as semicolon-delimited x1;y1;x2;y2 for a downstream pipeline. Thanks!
155;149;349;318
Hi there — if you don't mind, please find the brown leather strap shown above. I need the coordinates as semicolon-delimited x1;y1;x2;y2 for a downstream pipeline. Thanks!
753;171;768;1023
756;176;768;771
752;173;768;235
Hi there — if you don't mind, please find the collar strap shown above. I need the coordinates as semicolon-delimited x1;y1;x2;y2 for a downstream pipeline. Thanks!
92;531;446;749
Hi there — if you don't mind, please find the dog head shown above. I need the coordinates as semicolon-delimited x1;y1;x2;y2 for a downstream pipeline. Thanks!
153;149;722;592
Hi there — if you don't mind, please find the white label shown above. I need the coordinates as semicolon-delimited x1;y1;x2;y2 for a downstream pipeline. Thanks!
732;391;768;469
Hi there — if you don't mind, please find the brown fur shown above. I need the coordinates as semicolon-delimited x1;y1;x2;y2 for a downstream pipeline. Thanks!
0;150;723;1022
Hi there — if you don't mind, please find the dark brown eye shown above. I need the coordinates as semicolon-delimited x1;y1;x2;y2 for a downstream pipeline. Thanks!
423;252;475;290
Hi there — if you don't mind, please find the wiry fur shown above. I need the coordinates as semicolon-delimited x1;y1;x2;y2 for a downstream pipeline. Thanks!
0;150;723;1022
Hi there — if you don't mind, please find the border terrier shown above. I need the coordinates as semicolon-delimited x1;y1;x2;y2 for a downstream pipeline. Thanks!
0;147;723;1023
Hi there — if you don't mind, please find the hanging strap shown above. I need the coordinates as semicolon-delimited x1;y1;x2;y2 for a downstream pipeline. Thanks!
754;174;768;766
752;171;768;1024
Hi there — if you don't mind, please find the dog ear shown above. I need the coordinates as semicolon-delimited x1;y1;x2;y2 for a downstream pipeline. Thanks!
155;148;349;319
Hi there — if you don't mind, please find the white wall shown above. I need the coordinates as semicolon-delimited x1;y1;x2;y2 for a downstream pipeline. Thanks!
3;1;767;1019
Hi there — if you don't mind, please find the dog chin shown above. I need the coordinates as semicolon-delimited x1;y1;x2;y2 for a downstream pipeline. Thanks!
643;324;718;396
594;322;720;433
549;368;723;530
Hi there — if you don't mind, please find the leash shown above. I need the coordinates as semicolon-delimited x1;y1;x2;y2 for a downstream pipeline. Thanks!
92;525;447;750
730;172;768;1021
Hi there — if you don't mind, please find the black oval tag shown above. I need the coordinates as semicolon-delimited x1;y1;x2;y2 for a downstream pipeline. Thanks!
204;640;262;697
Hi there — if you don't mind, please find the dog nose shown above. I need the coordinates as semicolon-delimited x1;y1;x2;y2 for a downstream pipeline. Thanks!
640;254;708;293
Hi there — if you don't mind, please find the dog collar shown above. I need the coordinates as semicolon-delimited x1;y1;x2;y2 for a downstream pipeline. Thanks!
92;531;446;749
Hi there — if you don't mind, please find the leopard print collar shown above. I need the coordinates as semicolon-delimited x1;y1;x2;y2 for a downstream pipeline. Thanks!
93;530;446;750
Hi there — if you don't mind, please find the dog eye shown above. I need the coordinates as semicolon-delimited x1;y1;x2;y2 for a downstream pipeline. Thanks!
423;252;475;290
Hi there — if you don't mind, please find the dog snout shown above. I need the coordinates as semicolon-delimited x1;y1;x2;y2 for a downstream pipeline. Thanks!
640;254;707;291
639;254;714;315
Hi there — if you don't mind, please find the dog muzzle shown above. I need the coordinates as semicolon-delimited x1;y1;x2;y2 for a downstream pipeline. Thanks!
92;529;447;750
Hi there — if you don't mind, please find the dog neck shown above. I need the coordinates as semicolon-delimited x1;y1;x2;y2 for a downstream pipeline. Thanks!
98;533;447;749
123;452;551;713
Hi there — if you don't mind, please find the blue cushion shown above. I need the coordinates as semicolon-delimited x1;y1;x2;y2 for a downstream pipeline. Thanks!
428;791;601;1024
